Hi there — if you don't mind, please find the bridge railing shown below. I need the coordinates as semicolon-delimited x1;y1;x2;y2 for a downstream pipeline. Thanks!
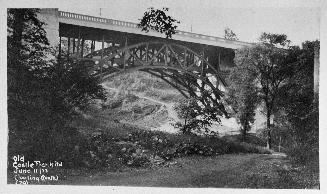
59;11;139;28
59;11;251;46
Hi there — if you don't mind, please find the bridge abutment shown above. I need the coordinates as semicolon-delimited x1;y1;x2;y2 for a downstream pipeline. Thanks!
38;8;59;47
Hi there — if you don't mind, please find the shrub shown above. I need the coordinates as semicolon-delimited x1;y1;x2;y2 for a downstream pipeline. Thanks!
287;142;319;165
173;98;223;134
18;127;88;166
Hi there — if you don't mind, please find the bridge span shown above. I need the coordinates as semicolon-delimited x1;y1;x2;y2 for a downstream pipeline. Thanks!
38;8;251;110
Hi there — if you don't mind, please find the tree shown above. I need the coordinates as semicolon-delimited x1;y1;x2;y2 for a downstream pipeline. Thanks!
277;40;319;163
173;98;221;135
226;62;258;142
138;7;180;39
7;8;106;160
259;32;290;47
8;8;52;133
224;27;238;41
234;33;294;149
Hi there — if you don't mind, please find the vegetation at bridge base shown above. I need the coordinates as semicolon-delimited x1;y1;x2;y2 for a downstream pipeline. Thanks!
51;118;271;170
231;31;319;184
276;40;319;166
172;98;223;135
7;8;106;164
232;33;296;150
226;57;258;142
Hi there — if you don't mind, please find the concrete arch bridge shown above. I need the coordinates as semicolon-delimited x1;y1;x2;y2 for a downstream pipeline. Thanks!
38;9;252;110
81;41;229;110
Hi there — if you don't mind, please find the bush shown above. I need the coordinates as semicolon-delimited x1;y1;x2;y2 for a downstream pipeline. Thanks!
287;142;319;165
173;98;223;134
9;126;89;167
10;121;271;171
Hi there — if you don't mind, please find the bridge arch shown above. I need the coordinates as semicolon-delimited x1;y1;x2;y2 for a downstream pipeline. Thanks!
80;41;228;113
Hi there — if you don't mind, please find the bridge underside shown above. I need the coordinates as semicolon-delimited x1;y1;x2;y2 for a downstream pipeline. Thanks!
59;23;236;71
58;23;235;113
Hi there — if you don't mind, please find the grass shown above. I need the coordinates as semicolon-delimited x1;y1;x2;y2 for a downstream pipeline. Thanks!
104;71;185;104
223;133;267;147
11;153;317;188
60;82;272;171
145;88;184;103
107;71;173;92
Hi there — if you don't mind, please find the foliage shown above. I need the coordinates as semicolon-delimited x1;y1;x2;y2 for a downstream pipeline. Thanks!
277;40;319;164
8;8;53;134
173;98;221;134
279;41;318;136
49;58;107;117
226;55;258;141
259;32;290;47
138;7;180;39
7;8;106;161
234;33;294;149
252;40;319;165
224;27;239;41
50;126;270;169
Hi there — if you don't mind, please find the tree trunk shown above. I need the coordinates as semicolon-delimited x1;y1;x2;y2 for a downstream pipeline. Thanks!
242;126;246;142
183;118;187;134
266;110;272;149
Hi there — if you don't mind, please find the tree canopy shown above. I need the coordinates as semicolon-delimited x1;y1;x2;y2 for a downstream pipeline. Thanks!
7;8;106;161
232;33;294;148
138;7;180;39
226;59;258;141
173;98;221;135
224;27;239;41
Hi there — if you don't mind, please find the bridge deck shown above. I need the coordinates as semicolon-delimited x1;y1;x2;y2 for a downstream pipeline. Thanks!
58;11;252;50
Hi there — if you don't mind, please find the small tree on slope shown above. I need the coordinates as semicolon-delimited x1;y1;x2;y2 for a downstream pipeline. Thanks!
226;63;258;142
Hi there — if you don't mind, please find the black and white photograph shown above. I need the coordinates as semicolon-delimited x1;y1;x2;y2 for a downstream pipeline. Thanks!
1;0;325;192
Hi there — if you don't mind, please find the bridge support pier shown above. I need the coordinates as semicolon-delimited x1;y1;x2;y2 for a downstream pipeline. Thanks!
100;34;105;76
59;36;61;58
67;37;70;58
81;39;85;57
72;38;75;54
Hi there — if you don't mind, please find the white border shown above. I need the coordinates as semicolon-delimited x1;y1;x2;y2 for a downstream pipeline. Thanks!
0;0;325;193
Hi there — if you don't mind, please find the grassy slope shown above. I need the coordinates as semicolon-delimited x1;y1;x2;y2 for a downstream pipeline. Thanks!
101;71;184;130
101;71;242;135
30;154;318;189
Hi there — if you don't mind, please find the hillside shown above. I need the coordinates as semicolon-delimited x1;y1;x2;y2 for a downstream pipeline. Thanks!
100;71;241;136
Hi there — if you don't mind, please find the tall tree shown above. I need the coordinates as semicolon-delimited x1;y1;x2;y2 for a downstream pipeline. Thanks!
7;8;52;132
226;61;258;141
7;8;106;160
278;40;319;151
234;33;293;149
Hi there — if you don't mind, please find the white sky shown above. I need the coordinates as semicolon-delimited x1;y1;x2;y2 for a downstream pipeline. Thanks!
59;0;321;46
